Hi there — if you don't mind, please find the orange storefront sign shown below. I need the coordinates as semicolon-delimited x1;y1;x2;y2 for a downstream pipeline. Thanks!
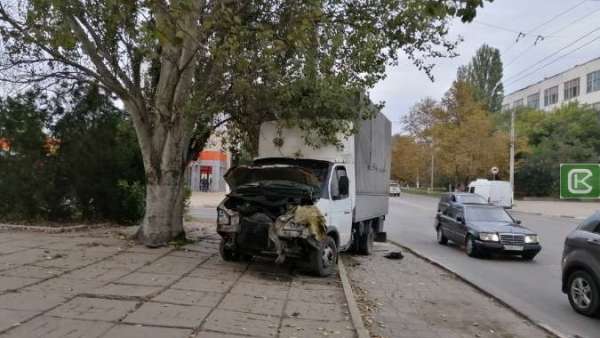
198;150;227;161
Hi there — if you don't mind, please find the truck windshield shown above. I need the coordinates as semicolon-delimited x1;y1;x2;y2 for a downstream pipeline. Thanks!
252;158;330;185
466;207;513;223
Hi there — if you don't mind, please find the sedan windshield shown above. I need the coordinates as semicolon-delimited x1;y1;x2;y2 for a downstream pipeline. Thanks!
466;206;513;223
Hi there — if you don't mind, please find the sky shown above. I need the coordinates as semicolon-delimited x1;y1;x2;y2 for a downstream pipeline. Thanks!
373;0;600;134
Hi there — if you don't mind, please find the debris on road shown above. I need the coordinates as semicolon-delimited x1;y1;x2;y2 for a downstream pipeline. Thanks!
383;251;403;260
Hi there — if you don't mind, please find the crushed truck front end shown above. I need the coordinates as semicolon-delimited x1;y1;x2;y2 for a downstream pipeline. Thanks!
216;160;338;276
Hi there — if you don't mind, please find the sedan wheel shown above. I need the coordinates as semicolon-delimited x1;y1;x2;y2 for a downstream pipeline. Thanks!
436;226;448;245
465;236;479;258
568;271;600;316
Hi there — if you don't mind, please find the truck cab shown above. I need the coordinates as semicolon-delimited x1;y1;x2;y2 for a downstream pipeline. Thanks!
216;115;391;276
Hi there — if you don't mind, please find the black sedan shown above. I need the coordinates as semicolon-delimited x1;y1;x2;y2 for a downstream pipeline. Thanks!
435;204;542;260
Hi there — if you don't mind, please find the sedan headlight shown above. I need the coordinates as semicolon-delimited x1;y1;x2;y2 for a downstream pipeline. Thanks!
524;235;538;244
479;232;500;242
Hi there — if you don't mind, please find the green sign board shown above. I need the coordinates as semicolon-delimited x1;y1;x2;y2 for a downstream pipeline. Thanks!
560;164;600;199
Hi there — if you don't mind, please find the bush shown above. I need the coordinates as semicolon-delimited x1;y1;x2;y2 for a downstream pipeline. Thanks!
0;85;146;224
515;103;600;197
115;180;146;224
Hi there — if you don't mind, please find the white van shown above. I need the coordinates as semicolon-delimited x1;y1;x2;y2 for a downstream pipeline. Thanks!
468;179;513;208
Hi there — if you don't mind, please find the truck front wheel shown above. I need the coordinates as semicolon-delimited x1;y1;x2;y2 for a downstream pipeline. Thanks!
311;236;338;277
358;221;374;255
219;238;239;261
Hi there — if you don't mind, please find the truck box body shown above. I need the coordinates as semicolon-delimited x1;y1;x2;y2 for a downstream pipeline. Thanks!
257;113;391;223
217;114;391;275
353;113;392;222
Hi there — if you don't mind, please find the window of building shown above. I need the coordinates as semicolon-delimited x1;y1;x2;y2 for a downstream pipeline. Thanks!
527;93;540;109
564;78;580;100
544;86;559;106
587;71;600;93
513;99;524;109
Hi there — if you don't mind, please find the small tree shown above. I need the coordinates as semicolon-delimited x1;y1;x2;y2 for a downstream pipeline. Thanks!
457;44;504;113
0;0;490;247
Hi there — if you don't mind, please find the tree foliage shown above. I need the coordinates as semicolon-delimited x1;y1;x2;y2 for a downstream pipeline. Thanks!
457;44;504;112
0;86;145;223
391;135;428;186
515;103;600;197
0;0;491;246
401;81;509;187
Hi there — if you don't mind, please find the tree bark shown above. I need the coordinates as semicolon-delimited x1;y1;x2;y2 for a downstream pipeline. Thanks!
126;101;192;247
139;169;186;247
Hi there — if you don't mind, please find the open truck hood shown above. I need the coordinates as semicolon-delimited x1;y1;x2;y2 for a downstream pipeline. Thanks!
224;165;321;202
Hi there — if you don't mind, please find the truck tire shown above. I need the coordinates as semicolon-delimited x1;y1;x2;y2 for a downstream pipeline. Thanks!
219;239;239;261
358;221;374;255
311;236;337;277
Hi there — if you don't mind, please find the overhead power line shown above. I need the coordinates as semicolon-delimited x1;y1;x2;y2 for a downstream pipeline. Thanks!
501;0;589;54
473;20;522;34
544;6;600;38
505;34;600;87
504;6;600;67
503;24;600;83
526;0;587;35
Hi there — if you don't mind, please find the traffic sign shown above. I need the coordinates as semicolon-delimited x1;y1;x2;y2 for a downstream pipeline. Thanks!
560;164;600;199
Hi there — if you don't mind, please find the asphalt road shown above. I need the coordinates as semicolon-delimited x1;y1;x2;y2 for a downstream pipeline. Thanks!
386;193;600;338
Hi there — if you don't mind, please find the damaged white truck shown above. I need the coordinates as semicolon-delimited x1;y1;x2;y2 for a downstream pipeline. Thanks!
216;113;391;276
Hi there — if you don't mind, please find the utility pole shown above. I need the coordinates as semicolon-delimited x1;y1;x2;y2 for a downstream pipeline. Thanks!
430;139;435;191
509;107;515;191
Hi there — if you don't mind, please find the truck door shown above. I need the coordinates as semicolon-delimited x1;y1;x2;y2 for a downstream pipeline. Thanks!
329;165;353;247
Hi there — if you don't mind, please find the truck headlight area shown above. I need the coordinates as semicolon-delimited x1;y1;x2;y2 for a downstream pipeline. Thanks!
524;235;538;244
217;207;240;232
479;232;500;242
217;208;230;225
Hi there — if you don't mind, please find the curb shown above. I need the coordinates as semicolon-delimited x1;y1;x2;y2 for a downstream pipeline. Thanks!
387;240;571;338
0;223;110;233
338;257;370;338
511;210;585;220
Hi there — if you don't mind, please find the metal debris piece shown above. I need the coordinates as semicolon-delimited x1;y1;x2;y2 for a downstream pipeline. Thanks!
384;251;404;260
269;205;327;264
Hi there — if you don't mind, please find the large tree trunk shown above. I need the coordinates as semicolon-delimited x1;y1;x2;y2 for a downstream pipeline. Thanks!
139;168;187;247
126;101;192;247
138;121;191;247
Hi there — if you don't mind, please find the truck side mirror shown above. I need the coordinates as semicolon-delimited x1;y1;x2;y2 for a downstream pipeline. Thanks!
339;176;349;196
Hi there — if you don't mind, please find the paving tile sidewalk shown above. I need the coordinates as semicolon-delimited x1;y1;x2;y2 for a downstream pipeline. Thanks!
344;242;553;338
0;228;356;338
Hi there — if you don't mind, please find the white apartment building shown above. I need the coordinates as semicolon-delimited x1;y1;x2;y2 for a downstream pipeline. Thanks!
502;57;600;112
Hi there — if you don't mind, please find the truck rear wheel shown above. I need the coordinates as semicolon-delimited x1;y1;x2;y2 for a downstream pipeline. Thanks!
311;236;337;277
358;222;374;255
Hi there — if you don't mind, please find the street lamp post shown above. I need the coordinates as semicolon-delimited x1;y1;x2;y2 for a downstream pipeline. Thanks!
430;139;435;191
509;107;515;191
